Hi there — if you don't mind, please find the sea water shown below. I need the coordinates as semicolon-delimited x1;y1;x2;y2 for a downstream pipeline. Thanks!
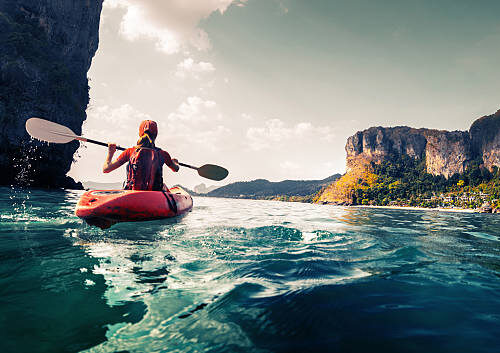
1;186;500;352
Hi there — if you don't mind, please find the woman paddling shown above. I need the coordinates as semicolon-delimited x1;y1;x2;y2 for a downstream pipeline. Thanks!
103;120;179;191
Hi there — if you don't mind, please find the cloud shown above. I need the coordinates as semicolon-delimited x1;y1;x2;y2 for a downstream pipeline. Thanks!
105;104;149;123
160;96;229;151
175;58;216;79
246;118;335;151
167;96;218;123
84;104;152;141
103;0;247;54
246;119;291;150
83;100;229;155
280;161;300;171
241;113;253;121
161;123;230;153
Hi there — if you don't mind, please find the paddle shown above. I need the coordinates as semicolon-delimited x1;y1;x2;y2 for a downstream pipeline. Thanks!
25;117;229;181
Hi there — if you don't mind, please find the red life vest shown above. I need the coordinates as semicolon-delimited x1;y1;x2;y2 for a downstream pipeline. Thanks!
125;147;164;191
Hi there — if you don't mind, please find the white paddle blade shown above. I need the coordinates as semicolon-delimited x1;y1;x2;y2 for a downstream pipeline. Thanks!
26;117;78;144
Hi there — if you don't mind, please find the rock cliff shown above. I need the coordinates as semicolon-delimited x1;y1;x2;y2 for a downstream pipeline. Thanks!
470;109;500;172
345;110;500;177
317;109;500;204
422;130;472;178
0;0;103;188
345;127;472;178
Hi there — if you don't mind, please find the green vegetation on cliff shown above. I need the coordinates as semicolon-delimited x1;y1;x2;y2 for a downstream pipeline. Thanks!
316;154;500;209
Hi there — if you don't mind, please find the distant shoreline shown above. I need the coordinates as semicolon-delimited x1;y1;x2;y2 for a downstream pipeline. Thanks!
198;196;484;213
350;204;477;213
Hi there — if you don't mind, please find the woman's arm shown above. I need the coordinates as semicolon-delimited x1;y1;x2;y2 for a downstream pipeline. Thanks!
161;150;179;172
103;143;127;173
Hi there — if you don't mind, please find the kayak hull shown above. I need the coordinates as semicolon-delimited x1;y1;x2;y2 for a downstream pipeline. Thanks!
75;186;193;229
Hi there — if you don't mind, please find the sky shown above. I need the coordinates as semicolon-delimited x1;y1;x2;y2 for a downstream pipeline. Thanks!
68;0;500;189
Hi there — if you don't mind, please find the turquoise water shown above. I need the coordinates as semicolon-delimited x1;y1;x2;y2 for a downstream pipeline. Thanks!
1;187;500;352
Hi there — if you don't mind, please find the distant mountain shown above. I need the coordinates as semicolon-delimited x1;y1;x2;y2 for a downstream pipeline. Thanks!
171;184;196;195
205;174;341;200
193;183;218;194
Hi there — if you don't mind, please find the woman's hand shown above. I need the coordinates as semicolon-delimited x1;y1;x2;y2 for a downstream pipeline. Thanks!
171;158;180;172
103;143;121;173
108;143;117;155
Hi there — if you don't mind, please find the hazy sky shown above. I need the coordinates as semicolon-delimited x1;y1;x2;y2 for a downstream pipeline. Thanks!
68;0;500;189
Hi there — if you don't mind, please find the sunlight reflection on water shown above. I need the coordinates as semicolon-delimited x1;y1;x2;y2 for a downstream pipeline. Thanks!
1;189;500;352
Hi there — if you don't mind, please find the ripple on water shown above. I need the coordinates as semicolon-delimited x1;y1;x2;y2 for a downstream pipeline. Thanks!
2;190;500;352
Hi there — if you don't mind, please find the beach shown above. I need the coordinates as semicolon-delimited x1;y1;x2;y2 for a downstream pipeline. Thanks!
351;205;478;213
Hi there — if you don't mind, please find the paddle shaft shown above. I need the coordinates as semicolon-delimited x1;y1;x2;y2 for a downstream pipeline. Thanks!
85;137;126;151
105;142;198;170
105;142;211;175
83;137;197;168
26;117;228;180
46;129;127;151
91;138;199;169
178;162;198;170
58;132;202;171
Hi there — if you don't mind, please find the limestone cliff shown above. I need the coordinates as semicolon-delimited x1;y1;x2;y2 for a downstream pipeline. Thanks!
345;126;472;177
423;130;472;178
470;109;500;172
0;0;103;188
318;109;500;204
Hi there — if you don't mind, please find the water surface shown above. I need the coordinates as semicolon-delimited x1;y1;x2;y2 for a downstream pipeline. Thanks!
1;187;500;352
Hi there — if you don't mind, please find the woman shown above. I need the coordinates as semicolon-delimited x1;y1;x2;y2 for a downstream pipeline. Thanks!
103;120;179;191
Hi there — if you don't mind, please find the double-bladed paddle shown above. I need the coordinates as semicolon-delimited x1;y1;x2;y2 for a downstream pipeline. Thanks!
25;117;229;181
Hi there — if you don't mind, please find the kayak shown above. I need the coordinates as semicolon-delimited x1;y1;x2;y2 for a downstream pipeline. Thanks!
75;186;193;229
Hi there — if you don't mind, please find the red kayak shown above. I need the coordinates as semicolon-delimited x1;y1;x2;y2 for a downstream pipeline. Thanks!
75;186;193;229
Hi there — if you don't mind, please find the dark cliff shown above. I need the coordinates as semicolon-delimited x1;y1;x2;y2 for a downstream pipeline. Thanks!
0;0;103;188
345;110;500;178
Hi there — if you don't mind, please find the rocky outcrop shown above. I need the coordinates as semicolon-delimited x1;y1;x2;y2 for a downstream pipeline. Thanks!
316;157;374;205
346;127;427;164
470;109;500;172
345;110;500;178
423;130;471;178
0;0;103;188
346;126;473;177
317;109;500;205
193;183;218;194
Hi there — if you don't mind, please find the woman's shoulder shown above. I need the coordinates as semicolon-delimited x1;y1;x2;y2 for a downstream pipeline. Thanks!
124;147;136;155
157;148;172;161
